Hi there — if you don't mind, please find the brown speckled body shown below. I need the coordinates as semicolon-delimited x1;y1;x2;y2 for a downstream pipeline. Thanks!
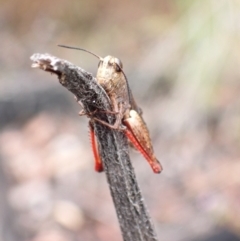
95;55;163;173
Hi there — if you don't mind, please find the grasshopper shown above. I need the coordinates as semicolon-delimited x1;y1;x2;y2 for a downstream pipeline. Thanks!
59;45;163;173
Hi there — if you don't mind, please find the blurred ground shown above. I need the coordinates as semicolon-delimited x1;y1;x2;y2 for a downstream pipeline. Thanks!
0;0;240;241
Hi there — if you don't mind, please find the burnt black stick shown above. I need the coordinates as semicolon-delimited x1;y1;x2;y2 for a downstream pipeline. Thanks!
30;53;159;241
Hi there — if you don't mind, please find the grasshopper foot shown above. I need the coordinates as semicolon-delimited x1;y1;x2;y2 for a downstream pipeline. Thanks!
151;160;163;174
95;162;104;172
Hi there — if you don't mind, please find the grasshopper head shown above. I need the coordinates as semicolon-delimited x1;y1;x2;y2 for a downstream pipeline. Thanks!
96;56;123;87
98;56;123;72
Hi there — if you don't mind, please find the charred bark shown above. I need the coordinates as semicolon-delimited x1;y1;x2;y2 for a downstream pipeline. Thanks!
30;53;158;241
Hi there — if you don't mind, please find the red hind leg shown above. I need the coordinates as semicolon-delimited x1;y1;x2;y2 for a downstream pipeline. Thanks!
124;128;162;173
89;121;103;172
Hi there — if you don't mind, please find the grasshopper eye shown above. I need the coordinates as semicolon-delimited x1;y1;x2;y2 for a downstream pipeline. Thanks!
115;58;123;72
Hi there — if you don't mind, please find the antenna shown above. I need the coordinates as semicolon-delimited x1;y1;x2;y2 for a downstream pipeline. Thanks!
58;45;103;60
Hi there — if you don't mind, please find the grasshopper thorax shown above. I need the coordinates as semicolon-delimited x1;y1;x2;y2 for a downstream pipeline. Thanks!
96;56;124;91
